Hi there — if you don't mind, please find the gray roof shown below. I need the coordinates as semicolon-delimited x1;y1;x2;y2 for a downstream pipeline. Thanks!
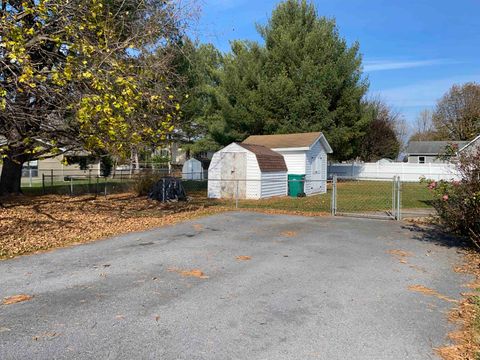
406;141;469;155
459;134;480;152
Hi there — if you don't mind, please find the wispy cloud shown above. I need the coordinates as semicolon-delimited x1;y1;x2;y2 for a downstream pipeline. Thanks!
364;59;455;72
373;74;480;109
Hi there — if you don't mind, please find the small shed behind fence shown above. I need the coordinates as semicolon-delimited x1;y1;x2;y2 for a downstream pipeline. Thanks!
182;158;204;180
208;143;288;199
243;132;333;194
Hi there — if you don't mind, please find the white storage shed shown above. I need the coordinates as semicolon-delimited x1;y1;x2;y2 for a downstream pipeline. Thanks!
182;158;204;180
208;143;288;199
243;132;333;195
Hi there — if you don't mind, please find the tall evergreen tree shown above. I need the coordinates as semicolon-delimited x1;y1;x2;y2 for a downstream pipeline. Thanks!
205;0;369;160
169;39;224;154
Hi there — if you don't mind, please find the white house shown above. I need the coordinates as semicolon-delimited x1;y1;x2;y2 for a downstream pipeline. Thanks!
208;143;288;199
182;158;204;180
243;132;333;195
405;141;469;164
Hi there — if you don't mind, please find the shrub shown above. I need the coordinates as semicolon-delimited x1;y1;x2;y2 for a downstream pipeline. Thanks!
424;149;480;248
130;172;163;196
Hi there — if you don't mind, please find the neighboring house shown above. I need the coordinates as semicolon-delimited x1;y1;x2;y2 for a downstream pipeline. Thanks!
242;132;333;195
458;134;480;156
0;152;101;182
208;143;288;200
405;141;469;164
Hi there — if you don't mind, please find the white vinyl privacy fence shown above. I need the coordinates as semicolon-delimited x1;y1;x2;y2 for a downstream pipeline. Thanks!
328;162;460;182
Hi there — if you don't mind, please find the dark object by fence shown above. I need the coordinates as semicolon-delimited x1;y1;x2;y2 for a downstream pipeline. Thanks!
148;177;187;202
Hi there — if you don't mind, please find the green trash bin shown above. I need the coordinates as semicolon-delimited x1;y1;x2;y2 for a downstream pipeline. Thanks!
288;174;305;197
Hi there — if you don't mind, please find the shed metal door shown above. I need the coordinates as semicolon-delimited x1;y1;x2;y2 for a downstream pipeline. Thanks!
220;152;247;199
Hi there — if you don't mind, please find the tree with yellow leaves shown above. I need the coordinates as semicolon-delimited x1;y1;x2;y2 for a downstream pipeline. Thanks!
0;0;187;194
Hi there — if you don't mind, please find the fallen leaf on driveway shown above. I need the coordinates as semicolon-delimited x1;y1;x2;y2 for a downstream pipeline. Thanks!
408;285;458;303
2;294;33;305
387;249;413;264
236;256;252;261
280;231;297;237
193;224;203;231
168;268;209;279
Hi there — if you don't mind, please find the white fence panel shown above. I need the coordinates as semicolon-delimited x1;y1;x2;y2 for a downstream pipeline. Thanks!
328;162;460;182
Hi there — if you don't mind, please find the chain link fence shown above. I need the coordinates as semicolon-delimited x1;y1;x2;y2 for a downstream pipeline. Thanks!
330;176;435;220
21;169;435;220
21;168;173;196
331;176;400;219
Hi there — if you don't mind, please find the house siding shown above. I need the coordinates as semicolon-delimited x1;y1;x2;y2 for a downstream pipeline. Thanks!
245;151;261;199
275;151;306;174
0;155;101;182
207;151;222;198
407;155;447;164
261;172;287;198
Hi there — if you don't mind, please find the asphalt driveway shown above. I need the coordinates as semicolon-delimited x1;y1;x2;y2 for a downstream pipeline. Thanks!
0;212;469;359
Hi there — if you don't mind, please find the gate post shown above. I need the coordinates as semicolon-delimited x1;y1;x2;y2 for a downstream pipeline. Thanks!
392;176;396;218
396;176;402;221
331;175;337;216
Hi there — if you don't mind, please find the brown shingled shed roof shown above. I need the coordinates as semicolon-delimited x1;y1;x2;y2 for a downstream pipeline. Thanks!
237;143;287;172
242;132;322;149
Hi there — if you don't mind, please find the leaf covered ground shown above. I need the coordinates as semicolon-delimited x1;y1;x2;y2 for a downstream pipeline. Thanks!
0;193;226;259
436;250;480;360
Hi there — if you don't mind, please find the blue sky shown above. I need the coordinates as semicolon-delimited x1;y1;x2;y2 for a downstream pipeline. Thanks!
192;0;480;130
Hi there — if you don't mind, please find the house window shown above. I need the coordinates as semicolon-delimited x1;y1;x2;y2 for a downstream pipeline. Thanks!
418;156;425;164
22;161;38;178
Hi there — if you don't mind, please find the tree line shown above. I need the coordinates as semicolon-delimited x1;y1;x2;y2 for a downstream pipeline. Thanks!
1;0;478;195
173;0;402;163
410;83;480;142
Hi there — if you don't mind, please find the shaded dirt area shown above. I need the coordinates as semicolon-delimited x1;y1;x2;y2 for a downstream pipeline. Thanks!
0;193;226;259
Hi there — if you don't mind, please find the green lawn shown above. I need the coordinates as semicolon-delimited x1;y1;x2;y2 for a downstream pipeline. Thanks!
191;180;433;214
22;178;433;215
334;180;433;212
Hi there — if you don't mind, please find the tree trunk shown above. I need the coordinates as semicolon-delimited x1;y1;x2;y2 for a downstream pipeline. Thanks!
0;157;24;195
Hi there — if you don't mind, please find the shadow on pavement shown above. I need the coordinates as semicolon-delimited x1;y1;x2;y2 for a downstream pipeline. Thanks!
402;223;471;250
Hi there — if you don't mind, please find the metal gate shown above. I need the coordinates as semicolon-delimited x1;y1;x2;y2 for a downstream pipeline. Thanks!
331;175;401;220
